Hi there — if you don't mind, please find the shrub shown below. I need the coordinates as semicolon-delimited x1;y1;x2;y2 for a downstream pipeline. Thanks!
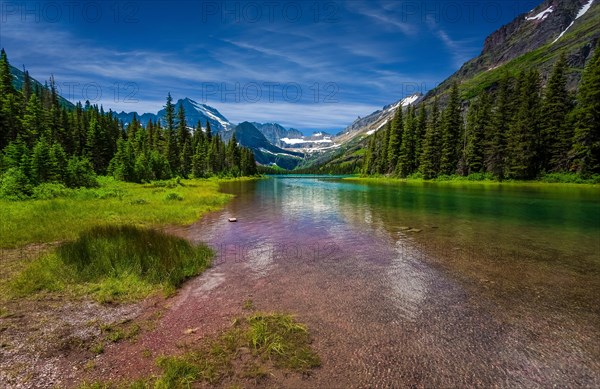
32;183;71;199
0;168;32;200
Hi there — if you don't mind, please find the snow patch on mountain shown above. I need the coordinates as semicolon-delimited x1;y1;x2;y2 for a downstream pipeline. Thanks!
525;6;554;21
401;94;420;106
259;148;301;158
280;137;333;145
552;0;594;44
577;0;594;19
187;98;231;129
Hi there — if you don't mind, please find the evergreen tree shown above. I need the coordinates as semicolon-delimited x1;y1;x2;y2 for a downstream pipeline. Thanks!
387;106;403;173
49;142;67;182
21;94;46;146
414;104;427;165
163;93;179;171
176;103;190;147
22;68;32;104
226;133;241;175
192;139;207;178
541;53;572;172
362;134;376;175
464;92;491;174
30;137;52;184
397;105;417;177
205;121;212;142
506;70;542;179
377;122;391;174
0;49;15;96
440;82;463;175
485;74;512;178
108;138;136;182
180;139;193;177
570;48;600;175
419;98;441;179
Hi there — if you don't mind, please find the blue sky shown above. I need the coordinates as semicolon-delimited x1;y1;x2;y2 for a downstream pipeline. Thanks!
0;0;540;133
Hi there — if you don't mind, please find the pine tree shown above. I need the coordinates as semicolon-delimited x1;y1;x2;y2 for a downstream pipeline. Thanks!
363;134;376;175
163;93;179;172
226;133;241;175
176;103;190;147
192;139;207;178
21;94;46;146
180;139;193;177
485;74;512;178
387;106;403;173
205;121;212;142
464;92;491;174
0;49;15;96
30;137;52;184
506;70;542;179
419;98;441;179
440;82;463;175
377;122;391;174
22;68;32;104
570;48;600;175
108;138;136;182
49;142;67;182
414;104;427;165
541;53;572;172
397;105;417;177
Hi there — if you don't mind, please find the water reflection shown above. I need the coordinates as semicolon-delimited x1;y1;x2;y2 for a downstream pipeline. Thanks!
182;176;600;387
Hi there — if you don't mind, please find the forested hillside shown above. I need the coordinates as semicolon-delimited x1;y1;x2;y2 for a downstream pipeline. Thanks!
0;50;257;199
327;49;599;180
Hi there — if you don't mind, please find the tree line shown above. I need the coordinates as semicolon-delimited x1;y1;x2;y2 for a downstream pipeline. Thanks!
363;50;600;180
0;50;257;198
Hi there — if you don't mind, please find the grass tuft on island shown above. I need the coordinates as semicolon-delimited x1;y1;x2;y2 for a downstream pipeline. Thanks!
0;176;263;249
10;225;213;303
79;312;320;388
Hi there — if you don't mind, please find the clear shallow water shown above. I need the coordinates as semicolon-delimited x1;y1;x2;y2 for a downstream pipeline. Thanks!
181;176;600;387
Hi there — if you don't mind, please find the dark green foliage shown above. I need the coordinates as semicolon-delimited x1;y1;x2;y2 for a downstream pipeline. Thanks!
0;51;257;197
570;48;600;175
485;74;512;178
463;92;491;175
541;53;573;172
65;156;98;188
419;98;441;179
506;70;542;179
439;82;463;175
355;51;592;181
387;106;403;173
397;105;417;177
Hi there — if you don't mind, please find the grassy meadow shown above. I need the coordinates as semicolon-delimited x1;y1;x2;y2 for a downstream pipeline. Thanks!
0;176;236;249
0;176;259;301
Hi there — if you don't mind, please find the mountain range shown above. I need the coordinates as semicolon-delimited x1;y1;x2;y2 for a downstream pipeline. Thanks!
10;0;599;172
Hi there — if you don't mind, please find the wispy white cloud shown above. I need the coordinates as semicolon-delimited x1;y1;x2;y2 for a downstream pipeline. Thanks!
348;1;416;36
426;16;480;68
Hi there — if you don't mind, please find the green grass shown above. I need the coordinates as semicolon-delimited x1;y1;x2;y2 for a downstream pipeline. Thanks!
79;312;320;388
9;225;213;302
0;176;235;249
345;173;600;187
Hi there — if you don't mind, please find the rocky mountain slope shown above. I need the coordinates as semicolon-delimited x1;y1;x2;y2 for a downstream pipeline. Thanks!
114;97;232;132
223;122;304;170
307;0;599;173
